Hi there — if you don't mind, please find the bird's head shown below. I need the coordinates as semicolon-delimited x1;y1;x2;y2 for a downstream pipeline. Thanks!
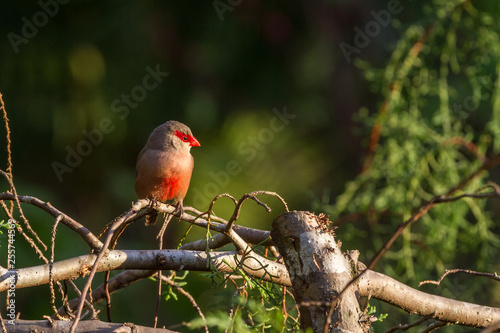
160;120;200;152
145;120;200;152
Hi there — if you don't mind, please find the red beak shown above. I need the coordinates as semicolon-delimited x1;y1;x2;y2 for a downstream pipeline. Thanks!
190;136;201;147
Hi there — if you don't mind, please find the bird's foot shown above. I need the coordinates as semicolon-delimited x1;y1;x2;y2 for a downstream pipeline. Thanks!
148;197;159;209
173;202;184;218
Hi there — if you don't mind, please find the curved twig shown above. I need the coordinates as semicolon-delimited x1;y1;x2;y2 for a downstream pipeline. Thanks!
70;199;149;332
226;191;288;232
419;269;500;287
0;192;102;251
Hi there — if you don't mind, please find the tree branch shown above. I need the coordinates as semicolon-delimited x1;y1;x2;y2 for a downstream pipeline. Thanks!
0;192;102;251
56;269;155;317
0;249;291;292
358;270;500;328
2;319;176;333
4;245;499;329
419;269;500;287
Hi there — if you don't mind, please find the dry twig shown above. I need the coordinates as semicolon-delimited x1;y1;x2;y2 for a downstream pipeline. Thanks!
419;269;500;287
385;317;428;333
158;273;209;333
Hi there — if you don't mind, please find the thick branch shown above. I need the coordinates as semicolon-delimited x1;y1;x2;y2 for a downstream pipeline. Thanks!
3;319;175;333
4;247;499;329
358;270;500;328
271;211;368;332
0;249;291;292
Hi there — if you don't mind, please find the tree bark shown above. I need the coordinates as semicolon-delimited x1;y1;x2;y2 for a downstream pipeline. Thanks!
2;319;176;333
0;250;290;292
359;270;500;327
271;211;370;333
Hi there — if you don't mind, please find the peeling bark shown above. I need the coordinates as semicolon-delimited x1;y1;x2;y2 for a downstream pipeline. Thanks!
271;211;370;332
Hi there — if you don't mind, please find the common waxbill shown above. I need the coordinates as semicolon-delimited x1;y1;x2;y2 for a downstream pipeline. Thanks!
135;120;200;225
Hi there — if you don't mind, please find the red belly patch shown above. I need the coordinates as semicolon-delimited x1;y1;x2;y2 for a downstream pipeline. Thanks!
160;177;180;201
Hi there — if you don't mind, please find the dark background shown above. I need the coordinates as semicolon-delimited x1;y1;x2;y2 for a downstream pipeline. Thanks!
1;1;498;331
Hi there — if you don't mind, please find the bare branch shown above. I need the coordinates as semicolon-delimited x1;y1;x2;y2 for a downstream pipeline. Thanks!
4;243;500;329
56;270;156;317
225;227;250;251
384;317;429;333
420;321;450;333
226;191;288;232
358;270;500;328
419;269;500;287
0;93;12;179
479;321;500;333
369;187;500;270
70;199;149;332
0;192;102;250
2;319;176;333
0;249;291;292
0;170;47;251
180;224;272;250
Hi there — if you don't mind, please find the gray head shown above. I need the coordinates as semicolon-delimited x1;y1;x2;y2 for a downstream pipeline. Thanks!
145;120;200;152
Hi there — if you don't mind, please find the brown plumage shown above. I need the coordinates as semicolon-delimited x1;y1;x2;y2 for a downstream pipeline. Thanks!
135;121;200;225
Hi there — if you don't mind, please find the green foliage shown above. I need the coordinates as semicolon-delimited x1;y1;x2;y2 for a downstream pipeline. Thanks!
189;295;297;333
366;305;388;323
193;243;300;332
0;220;8;235
319;0;500;303
163;271;189;302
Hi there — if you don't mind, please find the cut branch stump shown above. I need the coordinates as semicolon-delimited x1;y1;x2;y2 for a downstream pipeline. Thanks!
271;211;369;333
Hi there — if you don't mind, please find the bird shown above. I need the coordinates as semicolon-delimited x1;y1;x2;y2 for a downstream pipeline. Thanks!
135;120;200;225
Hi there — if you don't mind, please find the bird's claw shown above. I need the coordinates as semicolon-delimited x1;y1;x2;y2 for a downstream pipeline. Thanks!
148;197;159;209
173;202;184;218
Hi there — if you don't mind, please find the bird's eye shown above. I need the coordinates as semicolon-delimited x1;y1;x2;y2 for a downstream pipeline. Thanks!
175;130;192;143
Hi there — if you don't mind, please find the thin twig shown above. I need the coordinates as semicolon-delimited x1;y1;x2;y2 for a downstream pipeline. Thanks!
70;200;149;333
0;192;102;250
420;321;449;333
104;271;112;322
225;191;288;233
153;214;173;328
0;171;47;252
369;187;500;270
0;311;7;333
225;227;251;252
0;93;13;194
159;273;209;333
443;137;487;163
60;281;76;319
226;193;271;231
447;154;500;196
56;270;157;317
419;269;500;287
49;216;67;321
0;198;48;265
385;317;428;333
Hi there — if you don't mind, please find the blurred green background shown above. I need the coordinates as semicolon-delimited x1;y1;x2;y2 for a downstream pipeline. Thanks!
1;0;500;331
